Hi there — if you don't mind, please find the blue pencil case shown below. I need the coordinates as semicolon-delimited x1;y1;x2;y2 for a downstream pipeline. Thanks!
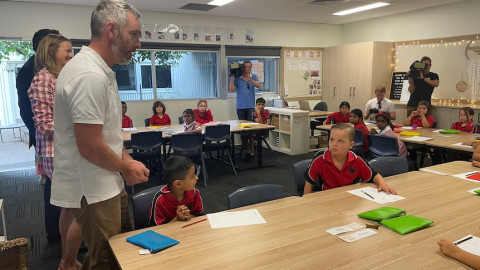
126;230;179;253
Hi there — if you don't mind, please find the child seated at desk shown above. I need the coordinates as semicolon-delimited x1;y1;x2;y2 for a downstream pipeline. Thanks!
438;238;480;269
325;101;350;125
473;142;480;168
149;156;203;225
244;98;272;163
149;100;171;126
452;107;477;133
303;123;397;194
121;101;133;128
349;108;369;155
402;100;434;128
370;112;407;158
194;99;214;125
182;109;202;134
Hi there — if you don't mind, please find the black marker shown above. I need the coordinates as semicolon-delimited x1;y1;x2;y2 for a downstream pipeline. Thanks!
361;190;374;199
455;236;473;245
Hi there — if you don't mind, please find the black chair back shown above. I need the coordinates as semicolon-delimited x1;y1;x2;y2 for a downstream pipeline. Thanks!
178;116;184;124
313;101;328;111
144;118;150;127
131;131;163;157
368;157;408;177
171;133;208;186
350;129;364;157
368;134;399;158
227;184;285;209
132;185;164;229
204;124;230;148
293;159;312;196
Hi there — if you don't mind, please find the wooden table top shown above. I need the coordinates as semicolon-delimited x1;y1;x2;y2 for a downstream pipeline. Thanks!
316;124;476;153
109;161;480;269
309;111;333;117
122;120;275;142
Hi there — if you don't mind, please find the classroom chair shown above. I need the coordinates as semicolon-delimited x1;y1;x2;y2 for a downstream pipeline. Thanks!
132;185;164;230
203;124;237;176
227;184;285;209
368;157;409;177
170;133;208;187
368;134;399;159
144;118;150;127
350;129;364;157
293;159;312;196
310;101;328;136
131;131;164;192
178;116;184;124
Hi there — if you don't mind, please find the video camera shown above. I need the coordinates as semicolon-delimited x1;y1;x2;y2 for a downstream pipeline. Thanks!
408;60;428;77
369;108;379;115
230;62;245;77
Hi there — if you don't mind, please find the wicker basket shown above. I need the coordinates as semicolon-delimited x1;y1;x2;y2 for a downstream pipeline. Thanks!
0;238;28;270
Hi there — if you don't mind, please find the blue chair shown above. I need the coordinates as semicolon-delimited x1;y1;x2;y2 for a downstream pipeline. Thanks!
368;134;399;159
368;157;409;177
350;129;364;157
132;185;164;229
203;124;237;176
293;159;312;196
171;133;208;187
131;131;164;191
227;184;285;209
144;118;150;127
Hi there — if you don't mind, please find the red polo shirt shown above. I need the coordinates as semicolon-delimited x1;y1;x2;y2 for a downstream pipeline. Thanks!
451;121;475;133
150;185;203;225
410;115;434;128
307;149;376;191
325;112;349;125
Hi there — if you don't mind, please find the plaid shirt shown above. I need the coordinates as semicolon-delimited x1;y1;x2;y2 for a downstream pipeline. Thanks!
27;68;55;158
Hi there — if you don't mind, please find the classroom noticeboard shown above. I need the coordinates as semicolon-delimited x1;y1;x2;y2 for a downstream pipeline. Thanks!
390;71;407;100
281;48;322;98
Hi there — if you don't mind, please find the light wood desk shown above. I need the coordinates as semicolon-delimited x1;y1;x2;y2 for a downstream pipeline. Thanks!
309;111;333;118
109;161;480;269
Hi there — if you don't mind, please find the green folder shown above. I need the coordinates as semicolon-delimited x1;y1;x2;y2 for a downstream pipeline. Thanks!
380;215;433;235
439;129;460;134
358;207;406;221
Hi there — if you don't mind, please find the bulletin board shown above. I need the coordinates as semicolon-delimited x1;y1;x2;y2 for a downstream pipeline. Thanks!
281;47;323;100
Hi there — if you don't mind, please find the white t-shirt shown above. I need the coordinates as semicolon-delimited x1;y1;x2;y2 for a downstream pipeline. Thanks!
364;98;395;121
52;46;124;208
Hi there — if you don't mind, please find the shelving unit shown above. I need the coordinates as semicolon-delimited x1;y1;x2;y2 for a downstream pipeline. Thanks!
266;107;310;155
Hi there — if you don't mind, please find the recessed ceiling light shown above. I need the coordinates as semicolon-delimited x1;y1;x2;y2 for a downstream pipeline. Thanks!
208;0;234;6
333;2;389;16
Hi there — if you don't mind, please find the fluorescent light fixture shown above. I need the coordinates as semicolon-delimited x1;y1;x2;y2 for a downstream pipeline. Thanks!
208;0;234;6
333;2;389;16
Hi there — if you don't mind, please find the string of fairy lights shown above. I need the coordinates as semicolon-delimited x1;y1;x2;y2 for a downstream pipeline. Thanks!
392;34;480;106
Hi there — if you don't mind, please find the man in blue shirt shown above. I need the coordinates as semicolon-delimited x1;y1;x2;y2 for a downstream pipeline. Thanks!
229;61;261;121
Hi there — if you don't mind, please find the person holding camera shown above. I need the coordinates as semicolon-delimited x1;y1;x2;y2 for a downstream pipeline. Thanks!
364;85;396;121
229;61;261;121
406;56;439;116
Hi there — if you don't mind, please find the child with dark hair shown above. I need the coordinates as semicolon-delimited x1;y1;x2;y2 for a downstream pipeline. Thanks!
370;112;407;158
452;107;476;133
149;156;203;225
121;101;133;128
349;108;369;154
194;99;214;125
325;101;350;125
182;109;202;134
403;100;434;128
243;97;272;163
149;100;171;126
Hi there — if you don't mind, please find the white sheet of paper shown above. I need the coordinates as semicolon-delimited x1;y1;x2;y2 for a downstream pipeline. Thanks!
207;209;266;229
452;171;480;183
419;168;448;176
451;142;474;149
455;235;480;256
403;136;433;142
339;229;377;243
347;187;405;204
326;222;364;235
122;127;137;131
467;187;480;194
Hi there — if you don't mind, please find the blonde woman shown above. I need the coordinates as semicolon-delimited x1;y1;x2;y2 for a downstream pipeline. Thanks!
27;34;81;270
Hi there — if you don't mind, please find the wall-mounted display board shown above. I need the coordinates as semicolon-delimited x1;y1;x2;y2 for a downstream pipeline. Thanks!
281;47;322;100
389;72;407;100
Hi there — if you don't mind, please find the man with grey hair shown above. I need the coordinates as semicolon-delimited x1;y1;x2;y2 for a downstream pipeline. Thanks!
52;0;148;268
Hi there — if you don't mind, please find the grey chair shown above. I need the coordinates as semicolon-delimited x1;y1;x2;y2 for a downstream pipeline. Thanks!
293;159;312;196
227;184;285;209
368;157;409;177
132;185;164;230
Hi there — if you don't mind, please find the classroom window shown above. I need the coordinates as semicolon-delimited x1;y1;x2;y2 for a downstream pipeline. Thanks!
116;49;219;101
226;57;279;94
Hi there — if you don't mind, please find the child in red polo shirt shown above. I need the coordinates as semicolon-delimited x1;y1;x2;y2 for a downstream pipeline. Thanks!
121;101;133;128
149;156;203;225
243;97;272;163
325;101;350;125
451;107;476;133
402;100;434;128
303;123;397;194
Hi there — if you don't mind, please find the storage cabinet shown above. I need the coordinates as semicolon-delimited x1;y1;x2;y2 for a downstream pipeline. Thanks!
322;41;393;110
266;107;310;155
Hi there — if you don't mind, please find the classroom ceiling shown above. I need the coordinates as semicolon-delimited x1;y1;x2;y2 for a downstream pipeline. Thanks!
8;0;467;24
